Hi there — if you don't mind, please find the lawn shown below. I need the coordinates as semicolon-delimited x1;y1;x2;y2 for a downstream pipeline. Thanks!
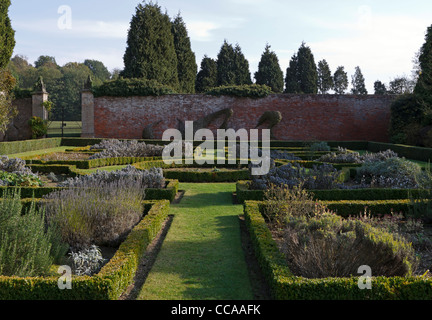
138;183;254;300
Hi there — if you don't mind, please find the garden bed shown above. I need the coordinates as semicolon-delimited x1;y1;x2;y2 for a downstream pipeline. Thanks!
243;201;432;300
0;200;170;300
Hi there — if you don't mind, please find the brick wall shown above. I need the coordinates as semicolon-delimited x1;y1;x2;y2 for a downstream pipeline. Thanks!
0;98;33;141
91;94;397;142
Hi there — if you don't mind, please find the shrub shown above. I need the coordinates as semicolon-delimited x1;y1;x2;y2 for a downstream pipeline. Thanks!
28;116;48;139
309;141;331;152
318;147;398;164
250;162;341;190
68;245;107;276
265;187;418;279
58;165;165;190
89;139;165;159
205;84;272;98
356;157;429;189
0;190;68;277
44;175;147;249
0;156;42;187
92;78;176;97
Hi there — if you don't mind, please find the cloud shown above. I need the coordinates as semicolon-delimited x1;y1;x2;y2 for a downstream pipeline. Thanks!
187;21;220;42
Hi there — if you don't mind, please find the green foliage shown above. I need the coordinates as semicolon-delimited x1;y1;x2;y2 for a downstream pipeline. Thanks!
28;116;48;139
333;66;348;94
205;84;272;98
92;78;176;97
254;44;284;93
84;59;111;82
351;66;368;95
0;0;15;70
0;69;17;134
171;14;197;93
374;80;387;95
195;55;217;93
317;59;334;94
0;190;68;277
122;2;179;90
0;171;42;187
284;42;318;94
216;40;252;86
0;137;62;155
414;24;432;101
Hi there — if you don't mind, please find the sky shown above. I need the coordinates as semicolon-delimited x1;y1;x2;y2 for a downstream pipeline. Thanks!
8;0;432;93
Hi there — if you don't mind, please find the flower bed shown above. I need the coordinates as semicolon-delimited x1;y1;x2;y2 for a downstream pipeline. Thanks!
0;200;170;300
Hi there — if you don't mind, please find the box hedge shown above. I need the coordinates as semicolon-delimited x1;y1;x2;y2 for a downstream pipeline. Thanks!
243;201;432;300
0;138;62;155
0;200;170;300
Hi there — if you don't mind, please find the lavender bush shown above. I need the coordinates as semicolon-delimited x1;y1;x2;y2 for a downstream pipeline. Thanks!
89;139;165;159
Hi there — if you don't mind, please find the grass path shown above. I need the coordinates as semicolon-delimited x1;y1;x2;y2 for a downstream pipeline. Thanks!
137;183;254;300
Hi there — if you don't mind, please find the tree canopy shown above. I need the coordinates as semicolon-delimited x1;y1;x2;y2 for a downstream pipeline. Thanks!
254;44;284;93
285;42;317;94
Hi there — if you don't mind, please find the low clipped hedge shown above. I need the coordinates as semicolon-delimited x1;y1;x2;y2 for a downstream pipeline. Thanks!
368;142;432;163
0;179;179;202
0;200;170;300
243;201;432;300
163;168;250;182
0;138;62;155
236;180;431;203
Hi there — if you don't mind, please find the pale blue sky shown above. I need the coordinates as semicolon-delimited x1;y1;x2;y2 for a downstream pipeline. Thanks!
9;0;432;92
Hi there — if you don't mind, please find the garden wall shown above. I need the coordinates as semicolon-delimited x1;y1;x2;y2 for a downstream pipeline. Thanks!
84;94;397;142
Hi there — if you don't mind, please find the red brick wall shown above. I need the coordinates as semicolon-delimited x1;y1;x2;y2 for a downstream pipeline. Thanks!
93;94;397;142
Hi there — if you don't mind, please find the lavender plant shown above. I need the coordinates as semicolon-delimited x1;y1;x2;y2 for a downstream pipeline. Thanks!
44;174;147;249
58;165;165;189
89;139;165;159
0;156;42;187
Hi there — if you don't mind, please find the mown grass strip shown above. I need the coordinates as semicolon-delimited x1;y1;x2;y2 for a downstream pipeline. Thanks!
138;183;254;300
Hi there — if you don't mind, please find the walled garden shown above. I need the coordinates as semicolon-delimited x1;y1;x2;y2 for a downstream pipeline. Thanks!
1;137;432;300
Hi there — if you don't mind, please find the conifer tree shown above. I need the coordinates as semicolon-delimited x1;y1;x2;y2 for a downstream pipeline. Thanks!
216;40;236;86
171;13;197;93
195;55;217;93
122;2;179;90
284;42;317;94
254;44;284;93
284;54;300;93
333;66;348;94
351;66;368;95
317;59;333;94
414;24;432;104
233;44;252;85
0;0;14;70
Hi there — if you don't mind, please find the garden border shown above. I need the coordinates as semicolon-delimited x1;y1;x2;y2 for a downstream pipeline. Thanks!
0;200;170;300
243;200;432;300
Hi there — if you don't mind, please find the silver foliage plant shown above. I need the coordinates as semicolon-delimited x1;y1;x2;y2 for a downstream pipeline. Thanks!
89;139;165;159
58;165;165;189
0;156;34;175
69;245;106;276
318;147;398;164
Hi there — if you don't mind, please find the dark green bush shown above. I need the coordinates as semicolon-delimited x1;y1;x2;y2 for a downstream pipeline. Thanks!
92;78;176;97
0;138;62;155
206;84;272;98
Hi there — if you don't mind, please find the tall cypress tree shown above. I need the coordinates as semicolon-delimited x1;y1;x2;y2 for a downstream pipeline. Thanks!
122;2;179;90
233;44;252;85
284;42;317;94
216;40;236;86
171;13;197;93
284;54;300;93
351;66;368;95
195;55;217;93
317;59;333;94
333;66;348;94
255;44;284;93
0;0;15;69
414;24;432;104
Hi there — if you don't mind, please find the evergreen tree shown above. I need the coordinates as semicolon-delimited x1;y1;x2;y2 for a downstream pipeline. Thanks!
351;66;368;95
414;24;432;103
34;56;58;69
317;59;333;94
0;0;15;70
195;55;217;93
171;13;197;93
374;80;387;95
216;40;236;86
254;44;284;93
333;66;348;94
297;42;318;94
284;54;300;93
122;2;179;90
233;44;252;85
284;42;317;94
